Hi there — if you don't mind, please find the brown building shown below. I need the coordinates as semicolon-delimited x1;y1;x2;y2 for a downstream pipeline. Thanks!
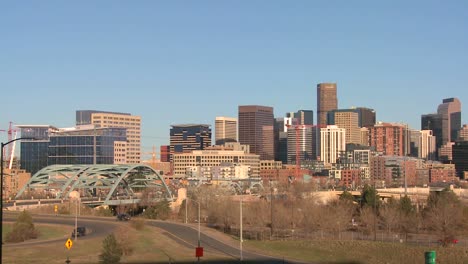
238;105;274;160
437;98;462;145
3;168;30;200
429;164;458;183
369;122;405;156
339;169;361;188
317;83;338;126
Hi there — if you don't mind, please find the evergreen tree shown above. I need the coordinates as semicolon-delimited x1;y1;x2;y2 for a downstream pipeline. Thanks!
99;234;123;264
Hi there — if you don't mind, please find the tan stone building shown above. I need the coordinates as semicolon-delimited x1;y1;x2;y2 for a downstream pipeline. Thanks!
3;168;30;199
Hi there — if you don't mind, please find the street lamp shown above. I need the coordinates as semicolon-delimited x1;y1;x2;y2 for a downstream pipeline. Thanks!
240;195;243;261
1;137;35;244
185;197;201;260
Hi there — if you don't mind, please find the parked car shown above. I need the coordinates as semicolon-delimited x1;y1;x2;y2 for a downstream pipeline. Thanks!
72;226;86;237
117;213;131;221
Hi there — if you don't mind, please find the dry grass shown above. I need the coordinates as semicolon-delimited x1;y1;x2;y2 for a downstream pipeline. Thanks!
245;239;468;264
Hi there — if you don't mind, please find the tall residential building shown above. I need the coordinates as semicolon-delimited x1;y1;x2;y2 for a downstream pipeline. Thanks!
360;127;370;146
238;105;274;160
287;126;314;164
410;130;436;160
317;83;338;126
327;109;360;144
215;117;238;145
18;125;59;175
458;124;468;141
286;110;314;125
369;122;405;156
76;110;141;164
169;124;212;160
437;98;462;144
320;125;346;165
439;142;454;162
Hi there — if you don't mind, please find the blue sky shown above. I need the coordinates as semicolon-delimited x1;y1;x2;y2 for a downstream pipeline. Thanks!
1;1;467;156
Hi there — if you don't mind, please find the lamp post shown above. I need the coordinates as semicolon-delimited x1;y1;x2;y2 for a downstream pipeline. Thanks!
240;195;243;261
1;137;35;244
185;197;201;261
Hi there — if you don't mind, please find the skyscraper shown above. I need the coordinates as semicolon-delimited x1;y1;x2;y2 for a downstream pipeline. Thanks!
355;107;376;127
274;117;292;163
286;110;314;125
215;117;238;145
76;110;141;164
437;98;462;144
421;113;443;149
238;105;274;160
320;125;346;165
287;126;314;164
317;83;338;126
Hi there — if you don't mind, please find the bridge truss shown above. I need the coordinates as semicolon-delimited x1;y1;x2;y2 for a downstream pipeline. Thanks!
15;164;173;205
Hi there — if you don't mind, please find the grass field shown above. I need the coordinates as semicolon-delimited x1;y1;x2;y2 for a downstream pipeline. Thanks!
244;239;468;264
2;223;67;242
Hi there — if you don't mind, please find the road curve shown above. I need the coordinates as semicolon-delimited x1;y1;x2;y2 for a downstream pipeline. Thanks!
149;220;299;263
3;213;118;247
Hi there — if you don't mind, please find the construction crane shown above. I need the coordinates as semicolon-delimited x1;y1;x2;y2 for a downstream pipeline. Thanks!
142;145;158;168
285;121;315;180
0;122;19;170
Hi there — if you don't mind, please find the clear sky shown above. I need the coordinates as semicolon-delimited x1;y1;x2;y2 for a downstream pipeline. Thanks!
1;1;467;157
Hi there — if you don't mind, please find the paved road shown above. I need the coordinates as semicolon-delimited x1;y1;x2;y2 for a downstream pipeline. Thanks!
3;213;118;247
149;220;299;263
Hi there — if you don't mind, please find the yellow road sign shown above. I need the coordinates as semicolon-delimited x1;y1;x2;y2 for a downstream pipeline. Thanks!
54;205;58;212
65;238;73;250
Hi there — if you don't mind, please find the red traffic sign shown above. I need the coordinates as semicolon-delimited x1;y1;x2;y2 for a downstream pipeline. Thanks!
195;247;203;257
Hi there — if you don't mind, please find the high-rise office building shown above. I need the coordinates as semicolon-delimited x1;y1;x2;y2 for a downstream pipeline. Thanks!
317;83;338;126
320;125;346;165
169;124;212;160
160;145;170;162
274;117;292;163
369;122;405;156
437;98;462;144
327;110;360;145
18;125;59;175
286;110;314;125
453;141;468;178
215;117;238;145
421;113;443;150
238;105;274;160
76;110;141;164
355;107;376;127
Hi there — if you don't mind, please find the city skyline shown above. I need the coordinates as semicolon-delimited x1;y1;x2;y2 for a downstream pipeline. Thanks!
1;1;467;154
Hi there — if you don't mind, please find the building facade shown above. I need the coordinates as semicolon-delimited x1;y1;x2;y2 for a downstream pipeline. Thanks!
169;124;212;160
317;83;338;126
453;141;468;178
458;124;468;141
238;105;274;160
287;126;314;164
18;125;59;175
76;110;141;164
327;110;360;144
437;98;462;145
48;126;127;165
369;122;405;156
320;125;346;165
172;150;260;177
215;117;238;145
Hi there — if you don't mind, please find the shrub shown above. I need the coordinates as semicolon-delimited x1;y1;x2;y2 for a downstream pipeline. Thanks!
99;233;123;264
5;210;39;243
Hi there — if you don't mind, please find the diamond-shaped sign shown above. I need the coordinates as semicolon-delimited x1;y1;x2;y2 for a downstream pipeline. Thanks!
65;238;73;250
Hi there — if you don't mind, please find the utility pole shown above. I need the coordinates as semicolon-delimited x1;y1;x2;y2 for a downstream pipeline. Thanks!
240;195;243;261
